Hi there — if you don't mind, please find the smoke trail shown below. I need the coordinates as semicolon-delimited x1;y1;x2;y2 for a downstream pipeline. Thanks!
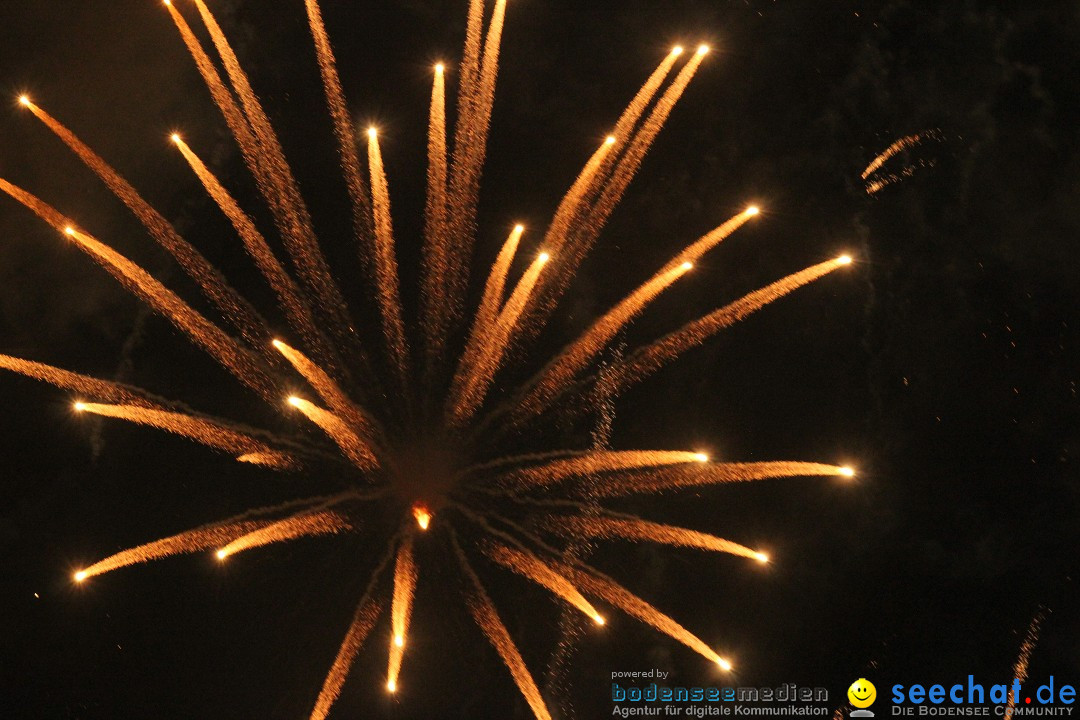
20;101;271;354
607;258;851;394
500;450;709;491
173;137;339;370
386;535;418;692
592;461;854;497
448;251;550;424
366;130;410;382
287;397;378;470
421;64;450;367
541;516;765;561
484;542;604;624
217;510;351;558
190;0;362;363
554;560;732;671
452;533;554;720
75;402;296;469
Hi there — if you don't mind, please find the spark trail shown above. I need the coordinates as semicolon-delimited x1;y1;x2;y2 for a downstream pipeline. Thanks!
484;542;605;624
456;535;554;720
172;136;332;368
74;402;295;469
217;510;351;559
387;535;418;693
367;129;410;381
287;397;378;470
421;63;449;366
541;516;767;562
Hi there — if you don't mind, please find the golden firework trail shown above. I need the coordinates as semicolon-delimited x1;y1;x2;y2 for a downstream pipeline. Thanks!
1004;609;1046;720
1;2;860;718
216;510;351;559
387;535;418;693
541;515;769;562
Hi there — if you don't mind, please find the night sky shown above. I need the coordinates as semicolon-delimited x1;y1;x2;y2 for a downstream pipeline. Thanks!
1;1;1078;719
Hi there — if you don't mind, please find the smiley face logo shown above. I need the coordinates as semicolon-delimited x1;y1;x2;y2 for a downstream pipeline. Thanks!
848;678;877;709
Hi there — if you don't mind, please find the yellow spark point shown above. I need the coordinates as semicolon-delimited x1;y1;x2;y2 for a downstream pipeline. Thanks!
216;549;227;560
367;127;378;139
745;205;760;216
538;252;550;264
163;0;171;5
837;255;853;265
672;46;684;56
74;571;87;583
64;226;76;236
693;453;709;463
412;505;432;531
170;133;181;144
73;402;87;412
680;261;693;271
754;552;770;564
287;396;303;407
514;223;525;233
435;63;445;73
18;95;30;107
697;44;710;56
593;614;606;626
387;680;397;693
605;135;616;145
839;466;856;477
717;658;733;672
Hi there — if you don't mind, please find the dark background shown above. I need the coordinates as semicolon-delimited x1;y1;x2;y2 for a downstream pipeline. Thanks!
1;1;1077;718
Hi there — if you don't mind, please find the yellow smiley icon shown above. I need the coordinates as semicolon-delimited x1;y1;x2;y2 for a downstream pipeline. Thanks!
848;678;877;708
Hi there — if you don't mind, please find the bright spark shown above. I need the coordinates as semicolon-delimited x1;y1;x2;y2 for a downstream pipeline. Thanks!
216;549;227;560
680;261;693;271
717;658;733;672
605;135;616;145
18;95;30;107
672;45;684;56
64;227;75;236
387;680;397;693
73;571;87;583
694;453;709;463
412;506;432;531
837;255;853;265
538;252;550;263
367;127;378;139
697;44;710;55
73;402;87;412
745;205;760;216
435;63;445;73
754;552;770;564
839;466;856;477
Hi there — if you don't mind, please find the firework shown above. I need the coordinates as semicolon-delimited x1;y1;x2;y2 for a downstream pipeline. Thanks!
1;1;858;717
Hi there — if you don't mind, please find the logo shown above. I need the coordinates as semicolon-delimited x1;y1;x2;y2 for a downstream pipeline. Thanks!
849;679;878;718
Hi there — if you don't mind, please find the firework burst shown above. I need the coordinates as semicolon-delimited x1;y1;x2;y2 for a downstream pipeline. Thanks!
3;2;856;717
